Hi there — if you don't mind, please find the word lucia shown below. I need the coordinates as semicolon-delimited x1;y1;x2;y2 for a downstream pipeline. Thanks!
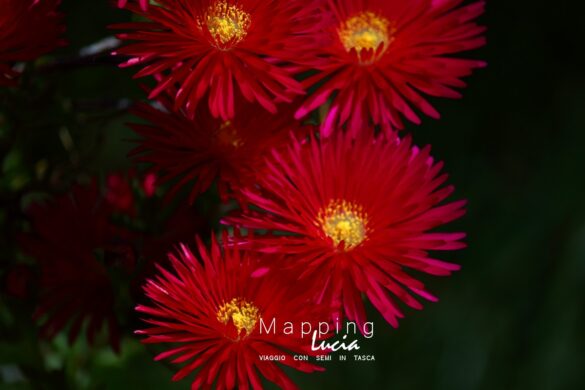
260;317;374;352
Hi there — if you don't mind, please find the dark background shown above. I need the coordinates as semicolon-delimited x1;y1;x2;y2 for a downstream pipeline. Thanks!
1;1;584;389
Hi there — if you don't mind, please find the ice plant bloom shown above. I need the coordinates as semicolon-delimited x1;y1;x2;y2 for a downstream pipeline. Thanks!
137;235;327;389
0;0;65;86
224;131;467;329
113;0;325;119
296;0;486;136
129;94;308;202
19;182;133;351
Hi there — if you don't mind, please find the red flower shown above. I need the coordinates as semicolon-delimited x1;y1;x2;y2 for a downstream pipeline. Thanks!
129;95;307;202
113;0;325;119
19;182;133;351
0;0;65;86
118;0;149;11
224;131;466;330
296;0;486;136
137;235;326;389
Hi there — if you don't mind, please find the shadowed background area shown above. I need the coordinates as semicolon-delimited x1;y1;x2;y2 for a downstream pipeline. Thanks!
1;1;584;389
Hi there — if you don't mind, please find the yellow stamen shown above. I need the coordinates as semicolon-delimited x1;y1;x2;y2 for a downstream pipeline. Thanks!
338;11;395;62
199;1;251;48
216;298;259;337
317;199;368;250
215;120;244;149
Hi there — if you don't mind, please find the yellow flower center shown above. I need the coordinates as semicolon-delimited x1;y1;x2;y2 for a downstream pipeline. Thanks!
199;1;251;48
216;298;259;337
215;120;244;149
317;199;368;250
338;12;394;62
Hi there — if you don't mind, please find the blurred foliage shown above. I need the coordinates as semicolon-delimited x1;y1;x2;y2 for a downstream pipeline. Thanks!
1;0;584;389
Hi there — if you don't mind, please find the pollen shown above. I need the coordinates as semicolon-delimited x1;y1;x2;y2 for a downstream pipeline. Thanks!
215;120;244;149
317;199;368;250
199;1;251;48
338;11;394;61
216;298;259;337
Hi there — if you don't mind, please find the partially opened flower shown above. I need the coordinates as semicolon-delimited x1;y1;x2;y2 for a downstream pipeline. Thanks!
114;0;325;119
129;94;307;202
296;0;486;136
0;0;65;86
19;182;133;351
224;131;466;329
137;235;327;389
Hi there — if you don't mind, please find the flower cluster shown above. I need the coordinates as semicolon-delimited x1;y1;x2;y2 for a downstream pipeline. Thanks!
9;0;485;388
114;0;483;387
